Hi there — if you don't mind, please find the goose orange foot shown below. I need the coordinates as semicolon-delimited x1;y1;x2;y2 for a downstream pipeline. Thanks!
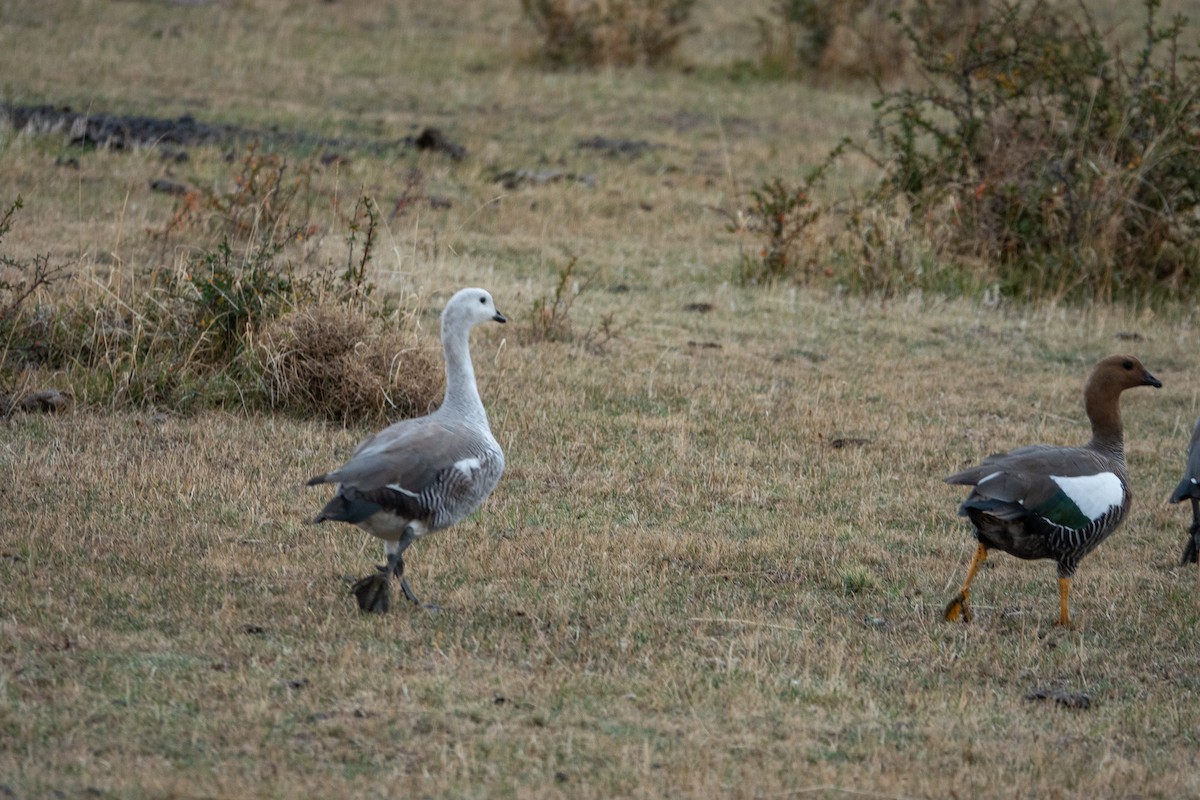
944;544;986;623
943;590;973;623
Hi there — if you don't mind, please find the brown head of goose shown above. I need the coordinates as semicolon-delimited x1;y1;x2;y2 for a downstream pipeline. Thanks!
307;287;507;613
943;355;1161;627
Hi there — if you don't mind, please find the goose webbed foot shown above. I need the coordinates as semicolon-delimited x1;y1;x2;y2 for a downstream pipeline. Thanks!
352;528;439;614
944;543;986;623
943;590;973;623
351;572;392;613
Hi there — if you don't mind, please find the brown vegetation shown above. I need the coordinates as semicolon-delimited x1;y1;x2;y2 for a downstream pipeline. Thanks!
254;306;441;424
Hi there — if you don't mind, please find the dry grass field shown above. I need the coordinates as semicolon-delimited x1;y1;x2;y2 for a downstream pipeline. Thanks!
3;1;1200;798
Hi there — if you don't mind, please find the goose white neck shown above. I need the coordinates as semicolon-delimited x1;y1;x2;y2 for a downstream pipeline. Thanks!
439;318;489;426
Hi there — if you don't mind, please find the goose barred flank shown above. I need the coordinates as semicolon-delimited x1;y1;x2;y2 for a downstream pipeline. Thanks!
943;355;1161;627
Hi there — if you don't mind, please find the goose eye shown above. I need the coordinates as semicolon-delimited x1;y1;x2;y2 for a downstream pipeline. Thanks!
1122;359;1134;370
479;297;487;304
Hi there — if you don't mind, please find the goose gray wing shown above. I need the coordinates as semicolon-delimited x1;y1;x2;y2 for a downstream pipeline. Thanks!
308;417;504;530
309;417;478;493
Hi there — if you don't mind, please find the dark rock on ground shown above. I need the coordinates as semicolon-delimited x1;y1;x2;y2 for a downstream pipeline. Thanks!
410;127;466;160
577;135;662;158
493;168;596;189
0;389;73;416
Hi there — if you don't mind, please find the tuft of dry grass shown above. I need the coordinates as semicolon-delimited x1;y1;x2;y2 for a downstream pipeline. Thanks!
253;306;442;425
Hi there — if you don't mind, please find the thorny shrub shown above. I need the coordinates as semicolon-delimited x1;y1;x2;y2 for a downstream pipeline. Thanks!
864;0;1200;302
524;256;586;343
157;142;316;241
754;0;985;81
0;197;68;328
731;146;842;285
732;178;823;285
520;256;617;353
176;235;324;363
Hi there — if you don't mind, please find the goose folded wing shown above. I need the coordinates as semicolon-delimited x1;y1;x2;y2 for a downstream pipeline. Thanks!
946;447;1120;527
314;419;484;494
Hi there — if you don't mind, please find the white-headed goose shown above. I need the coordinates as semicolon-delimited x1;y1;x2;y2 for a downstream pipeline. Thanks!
308;287;507;613
944;355;1161;627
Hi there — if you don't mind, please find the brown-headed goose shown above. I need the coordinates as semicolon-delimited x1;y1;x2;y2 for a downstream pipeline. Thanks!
943;355;1161;627
307;287;507;613
1168;417;1200;577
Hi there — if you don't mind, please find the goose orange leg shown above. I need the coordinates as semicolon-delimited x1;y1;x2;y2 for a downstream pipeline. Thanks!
944;543;988;623
1055;577;1072;628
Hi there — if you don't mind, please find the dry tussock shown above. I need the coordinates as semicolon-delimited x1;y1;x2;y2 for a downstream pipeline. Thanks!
814;2;912;80
253;306;441;425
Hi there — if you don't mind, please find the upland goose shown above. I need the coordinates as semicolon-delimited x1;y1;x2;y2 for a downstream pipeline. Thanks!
307;287;507;613
1168;417;1200;576
943;355;1161;627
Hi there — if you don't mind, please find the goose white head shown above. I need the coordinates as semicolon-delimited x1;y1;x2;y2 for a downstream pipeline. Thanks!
443;287;507;332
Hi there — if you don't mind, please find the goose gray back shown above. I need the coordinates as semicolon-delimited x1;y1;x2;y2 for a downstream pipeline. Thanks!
307;287;507;613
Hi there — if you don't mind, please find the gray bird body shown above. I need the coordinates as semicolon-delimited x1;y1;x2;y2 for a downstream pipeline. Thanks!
1169;417;1200;505
1168;416;1200;566
307;287;507;611
310;415;504;541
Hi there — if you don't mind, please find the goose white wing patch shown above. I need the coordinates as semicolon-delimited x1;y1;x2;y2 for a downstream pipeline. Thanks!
454;457;482;476
1050;472;1123;521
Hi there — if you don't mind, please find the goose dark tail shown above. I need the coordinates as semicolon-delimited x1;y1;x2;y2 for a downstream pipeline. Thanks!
311;488;382;525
